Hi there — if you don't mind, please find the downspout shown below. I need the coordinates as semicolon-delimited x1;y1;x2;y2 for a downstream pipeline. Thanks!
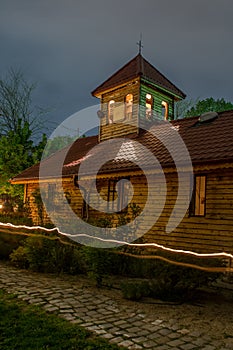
23;183;28;204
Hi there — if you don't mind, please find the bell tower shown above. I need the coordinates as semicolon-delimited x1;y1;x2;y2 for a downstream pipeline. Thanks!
92;53;186;142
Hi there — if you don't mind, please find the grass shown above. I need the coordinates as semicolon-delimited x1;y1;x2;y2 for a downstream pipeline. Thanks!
0;290;122;350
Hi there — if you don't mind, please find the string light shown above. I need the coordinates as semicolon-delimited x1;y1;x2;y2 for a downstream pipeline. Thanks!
1;221;233;259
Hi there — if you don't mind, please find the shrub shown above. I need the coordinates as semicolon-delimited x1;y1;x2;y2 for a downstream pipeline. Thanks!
82;247;112;287
10;236;86;275
10;246;29;269
121;281;150;301
119;251;222;302
0;231;26;260
0;213;33;226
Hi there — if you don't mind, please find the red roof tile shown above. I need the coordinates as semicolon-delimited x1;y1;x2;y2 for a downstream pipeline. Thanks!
11;110;233;182
92;54;186;99
11;135;98;182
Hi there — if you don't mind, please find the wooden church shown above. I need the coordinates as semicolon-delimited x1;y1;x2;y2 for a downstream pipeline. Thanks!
11;52;233;255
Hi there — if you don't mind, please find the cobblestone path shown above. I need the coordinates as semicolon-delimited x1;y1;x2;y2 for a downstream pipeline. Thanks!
0;262;232;349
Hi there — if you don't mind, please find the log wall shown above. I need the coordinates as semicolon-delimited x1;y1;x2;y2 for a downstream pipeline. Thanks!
24;168;233;254
140;80;175;121
99;80;140;141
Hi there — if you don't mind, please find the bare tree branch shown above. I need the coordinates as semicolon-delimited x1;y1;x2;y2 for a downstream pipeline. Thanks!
0;69;45;137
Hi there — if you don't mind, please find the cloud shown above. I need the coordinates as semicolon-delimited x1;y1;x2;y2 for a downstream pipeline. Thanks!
0;0;233;131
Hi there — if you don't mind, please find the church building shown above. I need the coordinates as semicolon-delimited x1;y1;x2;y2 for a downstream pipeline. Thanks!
11;52;233;256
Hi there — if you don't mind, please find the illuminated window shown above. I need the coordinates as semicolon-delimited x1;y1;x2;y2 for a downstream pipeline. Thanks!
162;101;169;120
190;175;206;216
146;93;153;119
108;100;115;123
125;94;133;119
108;178;130;212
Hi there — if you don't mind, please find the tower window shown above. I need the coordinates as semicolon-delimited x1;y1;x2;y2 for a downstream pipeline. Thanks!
108;100;115;123
125;94;133;119
146;93;153;119
162;101;169;120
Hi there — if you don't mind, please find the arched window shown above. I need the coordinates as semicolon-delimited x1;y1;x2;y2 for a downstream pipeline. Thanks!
108;100;115;123
146;93;153;119
125;94;133;119
162;101;169;120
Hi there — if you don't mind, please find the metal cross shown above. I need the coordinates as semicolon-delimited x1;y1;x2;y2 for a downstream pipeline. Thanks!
137;34;143;54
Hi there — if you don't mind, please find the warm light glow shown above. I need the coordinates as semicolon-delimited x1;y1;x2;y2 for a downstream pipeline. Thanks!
146;94;153;119
125;94;133;103
161;101;169;120
108;100;115;123
0;204;3;210
0;221;233;260
125;94;133;119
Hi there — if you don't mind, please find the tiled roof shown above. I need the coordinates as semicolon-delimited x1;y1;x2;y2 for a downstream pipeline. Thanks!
11;110;233;182
92;54;186;99
11;136;98;182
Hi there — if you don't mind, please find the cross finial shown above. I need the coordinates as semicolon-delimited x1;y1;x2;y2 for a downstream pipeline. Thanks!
137;33;143;54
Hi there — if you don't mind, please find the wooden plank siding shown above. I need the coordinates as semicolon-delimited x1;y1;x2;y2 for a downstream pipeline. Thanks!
99;80;140;141
139;80;175;122
24;167;233;255
25;179;84;226
145;170;233;254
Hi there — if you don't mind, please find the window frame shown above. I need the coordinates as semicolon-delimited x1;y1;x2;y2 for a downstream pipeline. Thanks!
189;175;207;217
108;100;115;123
146;93;153;119
161;101;169;120
125;94;133;119
107;177;130;212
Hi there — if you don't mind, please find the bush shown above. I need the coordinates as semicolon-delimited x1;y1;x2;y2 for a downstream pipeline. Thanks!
10;236;86;275
121;281;150;301
82;247;115;287
0;213;33;226
10;246;29;269
119;254;222;302
0;231;26;260
6;223;222;303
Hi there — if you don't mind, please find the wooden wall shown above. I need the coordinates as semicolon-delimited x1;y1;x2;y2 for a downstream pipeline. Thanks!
98;78;176;143
24;167;233;254
140;79;175;121
25;179;84;225
99;80;140;141
143;169;233;254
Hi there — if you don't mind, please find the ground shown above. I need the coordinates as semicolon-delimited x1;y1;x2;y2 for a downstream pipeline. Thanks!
0;261;233;349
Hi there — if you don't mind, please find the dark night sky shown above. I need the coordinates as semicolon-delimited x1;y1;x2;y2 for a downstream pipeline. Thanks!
1;0;233;135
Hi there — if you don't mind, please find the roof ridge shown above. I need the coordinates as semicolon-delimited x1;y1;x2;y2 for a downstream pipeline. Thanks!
92;54;140;96
92;53;185;98
141;55;186;98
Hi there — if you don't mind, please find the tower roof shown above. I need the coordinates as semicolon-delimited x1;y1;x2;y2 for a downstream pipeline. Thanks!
92;53;186;99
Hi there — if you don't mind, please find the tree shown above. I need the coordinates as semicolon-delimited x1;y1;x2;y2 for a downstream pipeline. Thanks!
186;97;233;117
0;69;47;206
175;98;199;119
42;135;76;158
0;69;45;137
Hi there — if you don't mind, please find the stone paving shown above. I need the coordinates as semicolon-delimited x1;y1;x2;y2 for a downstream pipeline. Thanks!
0;262;232;349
